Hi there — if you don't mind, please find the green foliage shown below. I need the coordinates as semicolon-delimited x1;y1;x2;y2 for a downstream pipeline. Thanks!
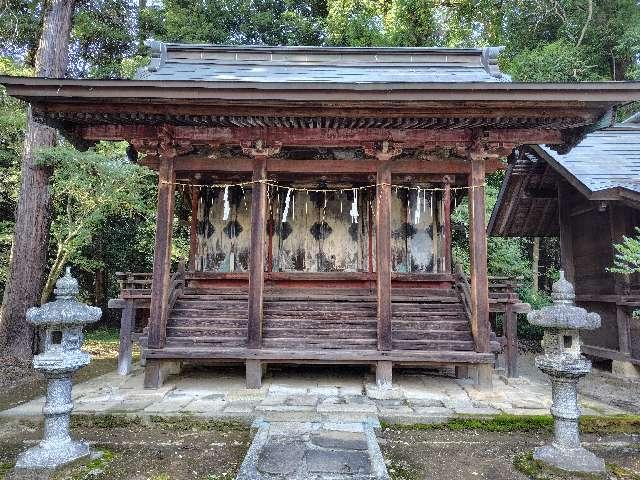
148;0;327;46
610;227;640;274
506;40;600;81
70;0;139;78
452;174;531;279
0;56;30;296
37;143;156;303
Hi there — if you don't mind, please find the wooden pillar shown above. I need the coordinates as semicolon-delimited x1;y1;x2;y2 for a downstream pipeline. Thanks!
557;182;575;284
376;361;393;388
248;157;267;349
443;182;452;273
609;203;633;357
468;153;490;354
148;156;176;350
504;303;518;378
376;160;392;351
188;185;198;271
117;300;136;376
368;192;374;273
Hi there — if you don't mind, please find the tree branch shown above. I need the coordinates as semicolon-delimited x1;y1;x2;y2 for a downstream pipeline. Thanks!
576;0;593;48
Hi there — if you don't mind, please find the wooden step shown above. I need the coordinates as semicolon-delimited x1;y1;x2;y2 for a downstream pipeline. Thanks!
167;326;247;337
263;327;376;339
391;330;472;341
391;339;474;351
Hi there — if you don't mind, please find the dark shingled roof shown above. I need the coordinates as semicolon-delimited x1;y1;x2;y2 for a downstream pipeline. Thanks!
488;114;640;237
136;42;509;84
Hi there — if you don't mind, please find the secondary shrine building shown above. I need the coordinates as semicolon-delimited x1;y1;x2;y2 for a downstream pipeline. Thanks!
2;43;639;389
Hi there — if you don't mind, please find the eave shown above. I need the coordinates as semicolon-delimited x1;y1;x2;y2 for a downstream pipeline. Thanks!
1;76;640;153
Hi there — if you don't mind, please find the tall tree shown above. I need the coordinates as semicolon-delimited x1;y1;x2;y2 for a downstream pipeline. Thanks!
0;0;77;359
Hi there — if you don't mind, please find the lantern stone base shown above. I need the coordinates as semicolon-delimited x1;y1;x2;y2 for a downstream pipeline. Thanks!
14;439;90;470
612;360;640;379
533;444;606;474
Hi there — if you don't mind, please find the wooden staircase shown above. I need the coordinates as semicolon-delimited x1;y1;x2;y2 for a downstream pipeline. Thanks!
151;285;475;354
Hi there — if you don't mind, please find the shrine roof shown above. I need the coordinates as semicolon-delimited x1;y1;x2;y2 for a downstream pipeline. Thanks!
488;115;640;237
1;43;640;154
135;42;509;83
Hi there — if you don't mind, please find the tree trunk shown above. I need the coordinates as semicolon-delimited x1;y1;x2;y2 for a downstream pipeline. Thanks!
0;0;76;359
532;236;540;293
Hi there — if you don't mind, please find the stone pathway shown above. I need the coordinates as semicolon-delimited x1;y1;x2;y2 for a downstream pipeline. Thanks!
1;363;630;424
237;420;388;480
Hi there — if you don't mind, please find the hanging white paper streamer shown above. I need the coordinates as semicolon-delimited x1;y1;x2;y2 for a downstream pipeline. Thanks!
223;186;230;220
414;186;421;224
282;188;292;223
349;188;359;223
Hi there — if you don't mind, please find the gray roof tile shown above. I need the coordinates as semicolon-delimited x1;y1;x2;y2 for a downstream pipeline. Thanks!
541;123;640;194
136;43;508;84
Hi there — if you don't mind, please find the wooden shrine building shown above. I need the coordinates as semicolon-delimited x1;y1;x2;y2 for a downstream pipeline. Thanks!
2;43;639;388
489;114;640;378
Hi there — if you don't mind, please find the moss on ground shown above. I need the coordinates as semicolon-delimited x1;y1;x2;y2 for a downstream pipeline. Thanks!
0;462;14;480
382;414;640;434
149;415;248;432
72;414;141;429
386;457;422;480
514;452;640;480
53;450;116;480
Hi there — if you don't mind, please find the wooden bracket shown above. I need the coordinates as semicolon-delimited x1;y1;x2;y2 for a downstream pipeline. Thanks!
363;141;403;160
241;139;282;157
130;125;193;157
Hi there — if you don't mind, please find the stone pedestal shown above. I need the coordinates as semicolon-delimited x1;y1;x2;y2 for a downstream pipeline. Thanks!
14;269;101;471
527;271;605;475
532;359;605;473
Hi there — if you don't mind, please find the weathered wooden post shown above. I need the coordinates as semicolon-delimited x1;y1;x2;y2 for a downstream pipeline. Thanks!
527;271;605;474
15;268;101;470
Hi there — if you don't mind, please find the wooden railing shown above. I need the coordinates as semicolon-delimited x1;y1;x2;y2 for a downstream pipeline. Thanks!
115;272;153;296
167;261;186;311
454;263;528;378
455;263;473;322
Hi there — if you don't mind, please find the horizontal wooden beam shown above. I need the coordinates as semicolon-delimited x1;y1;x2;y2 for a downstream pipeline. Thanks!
141;155;506;174
81;124;564;148
144;346;496;364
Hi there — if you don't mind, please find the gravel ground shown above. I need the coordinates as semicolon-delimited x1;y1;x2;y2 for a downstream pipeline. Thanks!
380;428;640;480
0;418;250;480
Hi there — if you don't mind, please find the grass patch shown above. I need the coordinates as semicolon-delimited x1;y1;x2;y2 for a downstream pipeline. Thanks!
0;462;13;480
85;327;120;343
149;415;248;432
383;414;640;434
386;457;422;480
83;327;140;360
54;450;116;480
71;414;141;429
383;414;554;432
514;452;640;480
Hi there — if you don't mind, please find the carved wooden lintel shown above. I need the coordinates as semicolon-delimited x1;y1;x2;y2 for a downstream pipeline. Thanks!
363;141;403;160
130;125;195;158
241;139;282;157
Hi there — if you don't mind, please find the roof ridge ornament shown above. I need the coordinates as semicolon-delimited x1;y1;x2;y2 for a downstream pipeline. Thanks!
144;38;166;73
481;46;510;81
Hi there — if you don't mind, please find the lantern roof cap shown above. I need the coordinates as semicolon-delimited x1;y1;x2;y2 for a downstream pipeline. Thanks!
27;268;102;327
527;271;601;330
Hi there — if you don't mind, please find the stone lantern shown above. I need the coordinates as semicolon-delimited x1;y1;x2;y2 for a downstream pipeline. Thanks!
527;271;605;474
15;268;102;470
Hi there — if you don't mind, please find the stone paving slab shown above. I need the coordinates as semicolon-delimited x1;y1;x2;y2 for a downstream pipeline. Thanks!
236;421;388;480
0;362;631;423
